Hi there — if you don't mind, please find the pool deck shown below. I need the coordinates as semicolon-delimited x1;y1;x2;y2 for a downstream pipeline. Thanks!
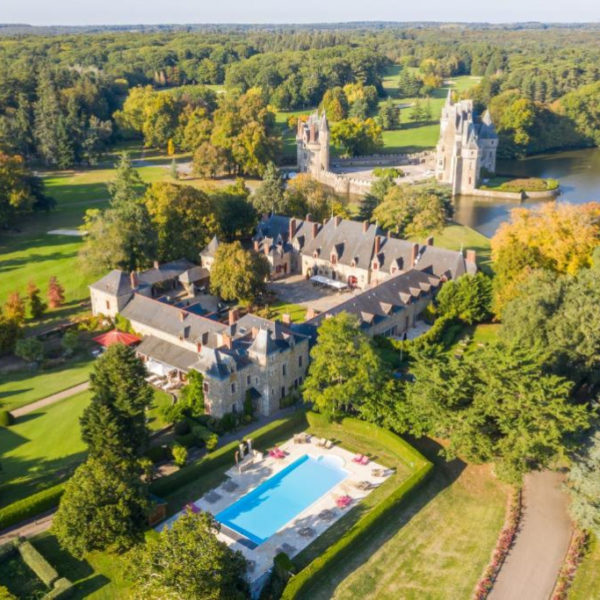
160;435;391;586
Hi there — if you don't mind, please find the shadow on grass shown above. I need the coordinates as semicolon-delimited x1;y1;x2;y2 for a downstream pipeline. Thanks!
292;436;466;600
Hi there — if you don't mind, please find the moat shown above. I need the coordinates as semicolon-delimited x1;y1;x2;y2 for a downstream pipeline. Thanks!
454;147;600;237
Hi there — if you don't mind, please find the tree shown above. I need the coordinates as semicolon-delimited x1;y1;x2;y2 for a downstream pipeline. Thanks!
491;202;600;315
0;152;53;228
47;276;65;309
303;313;388;420
566;430;600;538
26;281;46;320
214;180;257;241
172;444;188;467
330;118;382;157
0;310;20;357
192;142;227;179
14;337;44;363
377;97;400;130
129;510;248;599
252;162;286;215
320;87;348;121
3;292;25;324
144;182;219;263
403;343;590;482
108;152;144;208
178;370;205;417
61;329;80;357
210;241;270;305
80;344;153;462
53;457;149;558
33;71;62;166
372;182;450;237
169;158;178;180
435;273;492;324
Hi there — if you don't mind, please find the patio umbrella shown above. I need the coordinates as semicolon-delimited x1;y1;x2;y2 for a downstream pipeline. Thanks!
93;329;141;348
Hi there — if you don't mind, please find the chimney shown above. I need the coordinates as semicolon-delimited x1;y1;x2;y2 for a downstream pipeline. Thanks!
311;222;318;238
153;260;159;270
374;235;381;255
222;333;232;350
306;307;317;320
466;249;477;264
281;313;291;325
362;220;369;233
306;213;312;222
264;241;270;255
253;240;260;252
411;243;420;267
130;270;138;289
426;236;434;246
289;218;296;240
251;326;259;338
333;215;341;227
196;342;202;353
229;308;239;325
178;310;186;322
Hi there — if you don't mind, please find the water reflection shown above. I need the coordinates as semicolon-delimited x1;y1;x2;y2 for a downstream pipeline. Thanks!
454;148;600;237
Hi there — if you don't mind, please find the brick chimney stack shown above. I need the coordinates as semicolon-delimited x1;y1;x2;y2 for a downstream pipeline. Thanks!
426;236;434;246
333;215;341;227
130;271;138;289
229;308;239;325
363;220;369;233
253;240;260;252
311;222;318;238
411;243;420;267
466;249;477;264
289;218;296;240
374;235;381;255
306;213;312;222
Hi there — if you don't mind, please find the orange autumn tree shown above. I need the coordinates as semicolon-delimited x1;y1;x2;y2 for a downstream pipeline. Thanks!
491;202;600;316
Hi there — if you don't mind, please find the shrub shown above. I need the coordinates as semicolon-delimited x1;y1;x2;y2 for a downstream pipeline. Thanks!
0;483;65;530
205;433;219;452
174;420;191;435
172;444;188;467
45;578;74;599
219;412;238;432
144;445;171;464
174;432;196;448
0;540;17;560
18;540;58;586
14;337;44;362
0;410;14;427
60;329;80;357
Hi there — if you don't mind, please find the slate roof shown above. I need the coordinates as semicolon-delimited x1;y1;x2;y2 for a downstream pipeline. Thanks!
200;236;220;257
254;215;320;254
136;335;199;372
178;266;210;285
89;270;132;296
121;294;226;343
137;259;195;286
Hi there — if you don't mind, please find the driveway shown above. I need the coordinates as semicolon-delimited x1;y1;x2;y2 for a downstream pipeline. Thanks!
490;470;572;600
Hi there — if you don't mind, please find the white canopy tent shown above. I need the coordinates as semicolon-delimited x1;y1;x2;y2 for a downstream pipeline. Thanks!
310;275;348;291
146;359;175;378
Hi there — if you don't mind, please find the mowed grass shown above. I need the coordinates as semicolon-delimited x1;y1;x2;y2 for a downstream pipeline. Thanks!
267;301;307;323
304;445;509;600
0;356;95;412
410;222;492;272
0;387;172;507
569;535;600;600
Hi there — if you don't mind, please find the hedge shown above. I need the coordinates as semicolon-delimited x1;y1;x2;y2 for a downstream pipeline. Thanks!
150;409;308;498
19;540;59;587
0;540;17;560
0;410;14;427
281;417;433;599
0;483;65;531
44;577;74;599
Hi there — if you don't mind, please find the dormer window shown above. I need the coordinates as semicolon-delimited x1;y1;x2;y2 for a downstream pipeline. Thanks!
391;266;397;274
330;254;337;264
372;261;379;270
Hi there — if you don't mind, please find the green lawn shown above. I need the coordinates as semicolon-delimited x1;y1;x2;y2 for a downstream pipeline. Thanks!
0;387;172;507
303;442;509;600
267;301;307;323
0;356;95;412
569;535;600;600
410;222;492;273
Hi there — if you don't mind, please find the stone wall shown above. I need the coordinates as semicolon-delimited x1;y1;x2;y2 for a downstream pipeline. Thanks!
467;186;560;202
331;151;433;169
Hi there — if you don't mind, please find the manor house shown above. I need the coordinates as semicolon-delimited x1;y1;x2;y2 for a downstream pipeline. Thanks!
435;91;498;195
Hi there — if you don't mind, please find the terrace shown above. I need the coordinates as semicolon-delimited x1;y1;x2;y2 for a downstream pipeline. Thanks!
156;433;392;591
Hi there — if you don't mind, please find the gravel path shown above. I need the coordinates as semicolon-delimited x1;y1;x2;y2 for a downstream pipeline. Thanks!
0;510;56;545
10;381;90;418
490;470;572;600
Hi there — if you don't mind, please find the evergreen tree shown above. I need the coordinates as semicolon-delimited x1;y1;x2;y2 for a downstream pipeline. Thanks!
108;152;144;207
47;276;65;309
252;162;286;215
81;344;153;461
33;71;61;166
377;97;400;130
3;291;25;324
170;158;179;180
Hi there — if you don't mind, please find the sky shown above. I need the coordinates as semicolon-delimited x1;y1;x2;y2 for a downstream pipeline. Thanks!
2;0;599;26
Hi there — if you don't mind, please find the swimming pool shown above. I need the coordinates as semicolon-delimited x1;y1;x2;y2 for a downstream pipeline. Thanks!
216;454;348;545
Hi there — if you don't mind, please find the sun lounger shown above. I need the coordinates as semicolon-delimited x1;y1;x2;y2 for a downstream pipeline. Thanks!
323;439;333;449
352;454;365;463
298;526;315;538
359;455;370;465
353;480;371;491
335;495;352;508
268;447;286;459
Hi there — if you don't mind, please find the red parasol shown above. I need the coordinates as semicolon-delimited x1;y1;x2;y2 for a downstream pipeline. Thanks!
93;329;141;348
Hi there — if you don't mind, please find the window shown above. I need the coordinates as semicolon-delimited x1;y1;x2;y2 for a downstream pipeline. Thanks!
298;355;303;367
231;383;236;394
232;404;237;413
203;382;209;394
105;300;110;310
299;376;303;385
330;254;337;264
282;364;286;376
281;386;286;399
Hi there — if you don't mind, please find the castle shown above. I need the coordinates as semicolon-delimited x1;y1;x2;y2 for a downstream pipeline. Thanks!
435;91;498;195
296;111;330;176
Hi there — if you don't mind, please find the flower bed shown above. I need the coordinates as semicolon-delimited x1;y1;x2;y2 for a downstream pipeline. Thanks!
473;488;523;599
551;530;588;600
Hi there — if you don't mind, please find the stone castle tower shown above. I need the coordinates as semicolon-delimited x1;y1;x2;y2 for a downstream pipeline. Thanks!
296;111;330;176
435;90;498;195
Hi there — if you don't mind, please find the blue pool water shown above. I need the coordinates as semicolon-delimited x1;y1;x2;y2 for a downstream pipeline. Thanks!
216;454;348;545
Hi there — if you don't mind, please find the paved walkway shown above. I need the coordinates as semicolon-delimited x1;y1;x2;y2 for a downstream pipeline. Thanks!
490;470;572;600
11;381;90;418
0;510;56;545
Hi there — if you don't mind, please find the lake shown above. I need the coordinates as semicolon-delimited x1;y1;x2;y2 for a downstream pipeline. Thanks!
453;147;600;237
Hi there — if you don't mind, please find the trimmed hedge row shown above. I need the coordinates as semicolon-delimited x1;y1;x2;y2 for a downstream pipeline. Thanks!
281;417;433;600
0;483;65;532
19;540;59;587
150;409;309;498
44;577;74;599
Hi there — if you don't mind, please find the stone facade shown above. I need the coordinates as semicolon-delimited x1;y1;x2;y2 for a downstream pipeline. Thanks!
435;91;498;195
